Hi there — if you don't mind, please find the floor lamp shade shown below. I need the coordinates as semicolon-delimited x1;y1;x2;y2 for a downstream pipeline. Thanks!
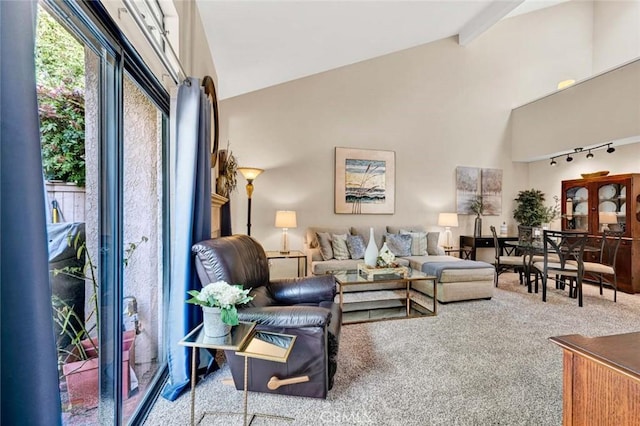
438;213;459;249
238;167;264;236
275;210;297;253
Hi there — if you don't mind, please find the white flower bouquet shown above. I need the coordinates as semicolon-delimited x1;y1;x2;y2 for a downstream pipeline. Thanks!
186;280;253;325
377;245;396;267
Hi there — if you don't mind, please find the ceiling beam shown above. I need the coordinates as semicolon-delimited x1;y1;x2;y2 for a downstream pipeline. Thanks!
458;0;524;46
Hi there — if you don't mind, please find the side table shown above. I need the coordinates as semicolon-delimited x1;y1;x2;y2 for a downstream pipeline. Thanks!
442;247;472;259
179;323;299;426
179;322;255;425
265;250;307;277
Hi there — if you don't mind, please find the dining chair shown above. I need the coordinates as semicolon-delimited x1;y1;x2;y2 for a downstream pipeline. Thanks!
533;230;588;307
490;226;524;287
577;229;623;302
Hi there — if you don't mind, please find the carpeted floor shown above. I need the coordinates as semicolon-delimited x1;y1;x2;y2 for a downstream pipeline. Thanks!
145;274;640;425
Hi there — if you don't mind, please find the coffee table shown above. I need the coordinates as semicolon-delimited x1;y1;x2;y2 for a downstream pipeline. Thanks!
331;268;437;324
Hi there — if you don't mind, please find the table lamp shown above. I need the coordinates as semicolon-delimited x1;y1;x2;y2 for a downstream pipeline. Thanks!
238;167;264;236
275;210;297;254
438;213;459;249
599;211;619;232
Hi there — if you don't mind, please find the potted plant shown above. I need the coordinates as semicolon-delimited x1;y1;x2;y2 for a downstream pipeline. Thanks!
186;280;253;338
513;189;560;227
53;235;146;408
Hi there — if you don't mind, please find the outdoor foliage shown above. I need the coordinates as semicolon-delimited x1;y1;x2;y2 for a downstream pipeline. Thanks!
36;7;86;186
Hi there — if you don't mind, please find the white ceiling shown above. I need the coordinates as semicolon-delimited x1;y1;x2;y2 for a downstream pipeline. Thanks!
196;1;566;100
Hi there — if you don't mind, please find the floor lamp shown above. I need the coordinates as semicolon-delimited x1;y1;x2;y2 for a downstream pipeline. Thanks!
238;167;264;236
438;212;459;249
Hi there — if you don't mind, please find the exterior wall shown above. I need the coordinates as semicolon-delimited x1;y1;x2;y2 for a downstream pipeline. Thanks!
217;1;598;251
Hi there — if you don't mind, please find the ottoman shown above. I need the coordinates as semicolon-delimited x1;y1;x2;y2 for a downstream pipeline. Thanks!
405;256;495;303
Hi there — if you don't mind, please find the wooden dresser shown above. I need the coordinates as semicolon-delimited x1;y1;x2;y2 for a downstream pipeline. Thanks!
549;332;640;425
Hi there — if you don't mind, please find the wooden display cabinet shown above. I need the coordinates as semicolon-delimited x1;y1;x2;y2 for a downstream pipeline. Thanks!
561;173;640;293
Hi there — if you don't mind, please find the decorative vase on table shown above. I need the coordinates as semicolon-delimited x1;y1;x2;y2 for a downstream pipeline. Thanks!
364;227;378;267
202;306;231;338
474;215;482;237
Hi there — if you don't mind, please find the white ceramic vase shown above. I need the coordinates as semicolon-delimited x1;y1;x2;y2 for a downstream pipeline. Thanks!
378;242;395;266
364;227;378;267
202;306;231;338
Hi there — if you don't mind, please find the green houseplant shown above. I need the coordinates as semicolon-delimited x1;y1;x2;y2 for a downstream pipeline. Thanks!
470;194;484;236
513;189;560;227
53;235;147;407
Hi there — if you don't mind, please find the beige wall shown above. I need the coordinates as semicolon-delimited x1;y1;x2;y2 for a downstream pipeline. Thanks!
593;0;640;74
218;1;617;252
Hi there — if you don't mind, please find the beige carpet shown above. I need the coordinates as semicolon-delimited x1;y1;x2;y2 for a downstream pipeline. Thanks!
145;273;640;425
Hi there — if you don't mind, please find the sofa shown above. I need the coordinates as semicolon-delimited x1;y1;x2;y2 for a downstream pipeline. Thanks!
304;225;496;303
192;235;341;398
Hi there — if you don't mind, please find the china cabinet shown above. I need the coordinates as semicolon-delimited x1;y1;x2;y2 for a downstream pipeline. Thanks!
561;173;640;293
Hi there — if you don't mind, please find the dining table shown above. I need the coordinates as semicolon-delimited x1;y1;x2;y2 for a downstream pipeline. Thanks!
503;240;600;295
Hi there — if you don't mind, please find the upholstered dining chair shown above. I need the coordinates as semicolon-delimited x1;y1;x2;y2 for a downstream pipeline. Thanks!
490;226;524;287
533;230;588;307
574;229;623;302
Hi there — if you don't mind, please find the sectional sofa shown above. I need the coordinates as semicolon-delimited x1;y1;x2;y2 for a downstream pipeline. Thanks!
304;225;496;303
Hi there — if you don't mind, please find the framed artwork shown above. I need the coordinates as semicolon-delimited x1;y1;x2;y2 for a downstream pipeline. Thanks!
456;166;502;215
456;167;481;214
335;147;395;214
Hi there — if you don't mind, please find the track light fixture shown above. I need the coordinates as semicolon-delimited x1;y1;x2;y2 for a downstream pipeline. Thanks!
548;142;616;166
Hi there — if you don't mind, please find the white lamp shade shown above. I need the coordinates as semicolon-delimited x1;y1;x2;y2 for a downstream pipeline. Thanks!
438;213;459;227
275;210;297;228
238;167;264;181
599;211;618;224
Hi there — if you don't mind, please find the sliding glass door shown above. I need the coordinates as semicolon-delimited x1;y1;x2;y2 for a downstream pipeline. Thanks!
39;1;170;424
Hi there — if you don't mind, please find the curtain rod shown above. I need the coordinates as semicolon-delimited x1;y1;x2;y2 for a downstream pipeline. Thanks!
121;0;189;85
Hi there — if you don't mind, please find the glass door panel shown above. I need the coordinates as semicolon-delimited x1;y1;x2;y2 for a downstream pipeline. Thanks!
565;185;588;231
122;74;165;424
596;182;626;234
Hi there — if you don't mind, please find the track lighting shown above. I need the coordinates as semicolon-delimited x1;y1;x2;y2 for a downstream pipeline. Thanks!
548;142;616;166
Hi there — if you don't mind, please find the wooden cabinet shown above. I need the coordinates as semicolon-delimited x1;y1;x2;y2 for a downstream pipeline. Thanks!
561;173;640;293
549;332;640;426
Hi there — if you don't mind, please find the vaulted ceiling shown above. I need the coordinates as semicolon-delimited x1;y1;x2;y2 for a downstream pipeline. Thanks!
196;0;566;99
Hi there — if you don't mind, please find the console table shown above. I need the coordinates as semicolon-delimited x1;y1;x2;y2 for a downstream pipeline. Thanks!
549;332;640;425
459;235;518;260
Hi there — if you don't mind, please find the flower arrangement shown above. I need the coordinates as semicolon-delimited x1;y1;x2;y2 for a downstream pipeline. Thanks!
469;194;484;216
377;244;396;267
186;280;253;326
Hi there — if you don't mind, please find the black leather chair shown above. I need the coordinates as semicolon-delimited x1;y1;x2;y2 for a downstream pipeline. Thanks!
192;235;341;398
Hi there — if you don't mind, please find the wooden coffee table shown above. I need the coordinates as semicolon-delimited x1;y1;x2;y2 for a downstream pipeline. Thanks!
331;268;437;324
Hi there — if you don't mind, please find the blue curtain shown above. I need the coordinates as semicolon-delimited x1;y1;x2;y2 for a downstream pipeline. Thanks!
161;79;211;400
1;1;62;424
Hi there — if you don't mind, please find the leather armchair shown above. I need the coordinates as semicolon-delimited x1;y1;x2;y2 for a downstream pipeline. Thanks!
192;235;341;398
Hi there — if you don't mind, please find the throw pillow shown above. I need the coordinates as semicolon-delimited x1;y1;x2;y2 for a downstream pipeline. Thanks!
400;230;428;256
426;232;440;255
346;234;366;260
384;233;412;257
332;233;351;260
316;232;334;261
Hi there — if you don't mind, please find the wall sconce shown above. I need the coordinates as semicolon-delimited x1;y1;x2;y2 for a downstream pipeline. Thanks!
549;143;616;166
238;167;264;236
438;212;459;249
275;210;297;254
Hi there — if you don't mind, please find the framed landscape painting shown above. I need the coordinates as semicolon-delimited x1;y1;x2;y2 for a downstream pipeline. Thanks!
335;147;395;214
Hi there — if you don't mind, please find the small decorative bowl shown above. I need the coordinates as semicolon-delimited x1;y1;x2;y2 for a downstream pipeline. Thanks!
581;171;609;179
